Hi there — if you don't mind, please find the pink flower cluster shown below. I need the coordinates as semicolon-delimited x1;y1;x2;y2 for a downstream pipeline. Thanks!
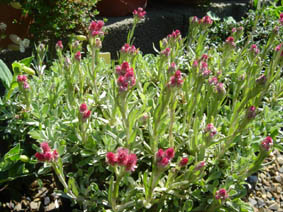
17;75;29;89
161;47;171;57
200;61;211;78
80;103;91;121
225;36;235;47
35;142;58;162
280;13;283;25
192;15;213;25
167;29;181;40
120;43;138;55
168;70;183;87
156;148;175;167
261;136;273;151
106;148;137;172
133;7;146;20
116;62;136;92
205;123;217;138
88;20;104;37
56;40;63;49
215;188;229;200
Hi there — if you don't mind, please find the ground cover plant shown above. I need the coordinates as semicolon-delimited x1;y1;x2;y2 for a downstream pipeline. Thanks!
0;4;282;212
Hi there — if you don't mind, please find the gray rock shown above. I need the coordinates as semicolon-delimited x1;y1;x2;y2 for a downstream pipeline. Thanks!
269;203;279;210
249;197;257;206
44;196;50;205
256;197;265;208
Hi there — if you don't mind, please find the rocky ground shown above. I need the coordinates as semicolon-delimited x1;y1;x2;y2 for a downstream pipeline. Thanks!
247;149;283;212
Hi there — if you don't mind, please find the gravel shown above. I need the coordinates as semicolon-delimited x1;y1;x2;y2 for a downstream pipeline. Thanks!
247;150;283;212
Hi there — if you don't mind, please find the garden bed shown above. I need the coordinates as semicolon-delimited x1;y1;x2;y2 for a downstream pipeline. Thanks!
0;0;282;211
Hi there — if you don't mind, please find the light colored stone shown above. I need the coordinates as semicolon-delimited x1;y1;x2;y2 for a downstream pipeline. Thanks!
277;156;283;165
269;203;279;210
30;201;40;210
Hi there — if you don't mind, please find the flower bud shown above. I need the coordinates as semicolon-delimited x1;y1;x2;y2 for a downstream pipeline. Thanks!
179;157;188;166
215;188;229;200
246;106;256;119
261;136;273;151
56;40;63;49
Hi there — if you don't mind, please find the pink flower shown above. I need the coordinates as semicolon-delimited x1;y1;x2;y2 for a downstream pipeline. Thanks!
159;157;169;167
82;110;91;120
215;188;229;200
125;153;137;172
231;27;237;33
116;148;129;166
156;149;164;162
208;76;218;85
75;51;81;61
246;106;256;119
261;136;273;151
56;40;63;49
17;75;27;82
250;44;259;55
161;48;171;57
195;161;205;170
80;103;88;113
168;62;177;73
225;36;235;47
169;70;183;87
192;16;199;23
116;62;136;92
23;82;30;89
167;29;181;40
35;142;58;162
215;83;226;95
279;13;283;25
41;142;51;153
156;148;174;167
133;7;146;19
106;152;117;166
201;54;209;62
106;148;138;172
179;157;188;166
275;43;283;56
205;123;217;138
201;15;213;25
192;60;198;68
35;152;45;161
89;20;104;37
120;43;138;55
200;61;208;71
164;148;175;160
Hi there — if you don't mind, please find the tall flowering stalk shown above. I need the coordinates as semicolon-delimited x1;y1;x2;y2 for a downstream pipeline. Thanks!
35;142;77;200
78;103;91;144
115;62;136;147
127;8;146;45
17;75;31;110
88;20;104;95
